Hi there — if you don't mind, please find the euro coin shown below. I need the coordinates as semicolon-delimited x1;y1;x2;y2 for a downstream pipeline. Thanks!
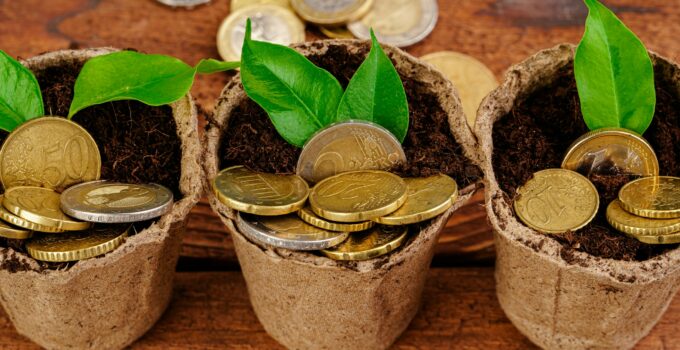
0;117;101;192
231;0;290;11
291;0;373;25
0;220;32;240
514;169;599;234
421;51;497;127
213;166;309;216
374;174;457;225
321;225;408;261
607;200;680;242
3;187;91;231
562;128;658;177
348;0;437;47
319;25;354;39
217;4;305;61
309;170;407;222
26;225;130;262
296;120;406;183
236;213;349;250
298;206;374;232
618;176;680;219
0;196;64;233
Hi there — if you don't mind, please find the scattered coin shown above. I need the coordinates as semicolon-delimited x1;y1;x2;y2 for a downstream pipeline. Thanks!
0;117;101;192
420;51;497;127
26;225;130;262
3;187;91;231
320;225;408;261
309;170;407;222
618;176;680;219
231;0;290;11
319;25;355;39
348;0;438;47
562;127;659;177
298;206;374;232
213;166;309;215
374;174;457;225
291;0;373;25
0;196;64;233
217;4;305;61
236;212;349;250
156;0;210;8
297;120;406;183
514;169;599;234
0;220;32;240
607;199;680;242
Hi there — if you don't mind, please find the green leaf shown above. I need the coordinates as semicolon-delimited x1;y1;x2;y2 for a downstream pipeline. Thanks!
574;0;655;134
0;50;44;132
240;19;344;147
196;58;240;74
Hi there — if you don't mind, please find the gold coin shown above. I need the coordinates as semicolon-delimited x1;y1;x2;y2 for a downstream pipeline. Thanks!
236;213;349;250
607;200;680;243
231;0;291;11
321;225;408;261
618;176;680;219
309;170;407;222
298;206;374;232
0;220;32;240
26;225;130;262
213;166;309;216
291;0;373;25
3;187;91;231
420;51;498;127
297;120;406;183
0;117;101;192
0;196;64;233
318;25;354;39
374;174;457;225
562;128;658;177
217;4;306;61
514;169;599;234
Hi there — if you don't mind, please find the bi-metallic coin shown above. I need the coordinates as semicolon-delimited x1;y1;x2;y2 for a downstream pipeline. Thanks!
26;225;130;262
298;206;374;232
321;225;408;261
374;174;457;225
236;213;349;250
618;176;680;219
291;0;373;25
3;187;91;231
348;0;438;47
0;195;64;233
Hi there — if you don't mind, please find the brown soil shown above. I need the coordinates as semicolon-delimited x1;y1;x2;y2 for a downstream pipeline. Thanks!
493;64;680;261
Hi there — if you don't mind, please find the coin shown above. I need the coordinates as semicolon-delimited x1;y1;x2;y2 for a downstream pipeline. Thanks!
618;176;680;219
156;0;210;7
374;174;457;225
0;196;64;233
607;199;680;242
348;0;437;47
297;120;406;183
0;220;32;240
3;187;91;231
321;225;408;261
232;0;290;11
319;25;354;39
562;128;658;177
298;206;374;232
291;0;373;25
217;4;305;61
236;213;349;250
213;166;309;215
420;51;498;127
514;169;599;234
309;170;407;222
0;117;101;192
26;225;130;262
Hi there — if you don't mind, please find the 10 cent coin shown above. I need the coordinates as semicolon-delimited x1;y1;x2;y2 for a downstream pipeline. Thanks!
236;213;349;250
321;225;408;261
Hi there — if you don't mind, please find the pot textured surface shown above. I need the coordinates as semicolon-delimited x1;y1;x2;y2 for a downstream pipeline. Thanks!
0;48;202;350
205;40;480;349
477;43;680;350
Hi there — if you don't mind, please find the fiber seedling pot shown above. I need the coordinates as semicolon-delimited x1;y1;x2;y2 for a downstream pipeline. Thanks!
0;48;202;349
205;40;482;349
477;44;680;349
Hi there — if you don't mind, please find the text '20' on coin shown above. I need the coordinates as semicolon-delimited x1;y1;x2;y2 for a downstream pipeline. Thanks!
513;169;599;234
321;225;408;261
3;187;91;231
348;0;438;47
60;181;174;223
214;166;309;216
375;174;457;225
607;200;680;244
618;176;680;219
291;0;373;25
298;206;374;232
236;213;348;250
297;120;406;183
0;195;64;233
26;225;130;262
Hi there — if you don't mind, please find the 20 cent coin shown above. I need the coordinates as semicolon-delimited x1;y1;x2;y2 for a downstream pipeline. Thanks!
321;225;408;261
298;206;374;232
236;213;349;250
374;174;457;225
0;220;32;240
0;195;64;233
607;199;680;241
26;225;130;262
618;176;680;219
3;187;91;231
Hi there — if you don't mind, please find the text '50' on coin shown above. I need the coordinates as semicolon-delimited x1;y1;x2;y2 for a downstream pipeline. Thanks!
297;120;406;183
3;187;91;231
236;213;348;250
0;117;101;192
291;0;373;25
309;170;407;222
561;127;658;177
374;174;457;225
0;195;64;233
298;206;374;232
606;200;680;243
618;176;680;219
60;181;174;223
513;169;599;234
26;225;130;262
321;225;408;261
348;0;438;47
214;166;309;216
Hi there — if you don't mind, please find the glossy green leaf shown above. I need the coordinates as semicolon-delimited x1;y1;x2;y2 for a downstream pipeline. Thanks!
574;0;655;134
196;58;240;74
240;19;344;147
0;50;44;132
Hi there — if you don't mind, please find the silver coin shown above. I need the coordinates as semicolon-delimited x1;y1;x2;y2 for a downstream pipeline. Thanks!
60;181;174;223
156;0;211;8
348;0;438;48
236;213;349;250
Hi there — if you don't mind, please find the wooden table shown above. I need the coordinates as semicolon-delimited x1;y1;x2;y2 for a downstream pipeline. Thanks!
1;0;679;348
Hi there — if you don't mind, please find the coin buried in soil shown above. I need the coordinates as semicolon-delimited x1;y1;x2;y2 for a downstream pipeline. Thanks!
298;206;374;232
26;225;130;262
0;196;64;233
374;174;457;225
213;166;309;216
348;0;438;47
321;225;408;261
60;181;174;223
3;187;91;231
236;213;349;250
291;0;373;25
618;176;680;219
0;117;101;192
562;127;658;177
607;200;680;243
297;120;406;183
513;169;599;234
309;170;407;222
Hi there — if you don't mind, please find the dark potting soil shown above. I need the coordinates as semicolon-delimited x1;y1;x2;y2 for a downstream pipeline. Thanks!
493;64;680;261
218;42;482;188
